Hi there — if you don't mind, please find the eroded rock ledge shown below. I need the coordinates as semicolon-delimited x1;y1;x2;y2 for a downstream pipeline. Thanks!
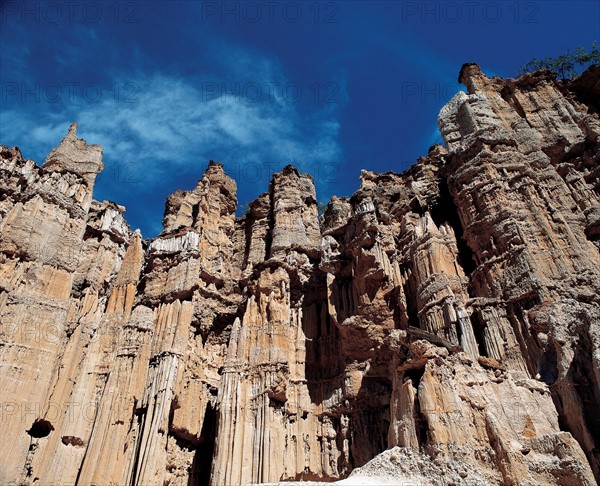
1;65;599;486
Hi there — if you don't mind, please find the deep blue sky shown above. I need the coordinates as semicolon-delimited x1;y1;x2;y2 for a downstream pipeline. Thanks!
1;1;599;237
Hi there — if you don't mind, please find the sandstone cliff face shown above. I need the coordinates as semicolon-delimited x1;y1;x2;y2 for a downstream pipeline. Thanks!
0;66;598;486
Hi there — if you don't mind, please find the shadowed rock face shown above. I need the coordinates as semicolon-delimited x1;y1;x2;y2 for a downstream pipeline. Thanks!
0;65;598;486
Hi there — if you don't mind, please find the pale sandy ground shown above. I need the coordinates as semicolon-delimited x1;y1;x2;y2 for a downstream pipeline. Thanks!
246;451;432;485
252;478;426;486
247;446;489;486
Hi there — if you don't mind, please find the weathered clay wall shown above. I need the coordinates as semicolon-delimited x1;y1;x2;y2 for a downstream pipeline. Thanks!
0;65;598;485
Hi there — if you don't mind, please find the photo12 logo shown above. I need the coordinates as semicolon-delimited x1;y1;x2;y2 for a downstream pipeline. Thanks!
227;160;339;184
201;1;340;23
96;161;142;185
200;81;340;104
400;81;462;104
1;82;140;104
400;1;540;24
1;1;140;24
0;398;134;427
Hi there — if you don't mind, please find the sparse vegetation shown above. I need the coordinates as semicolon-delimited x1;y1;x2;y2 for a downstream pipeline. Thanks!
521;42;600;80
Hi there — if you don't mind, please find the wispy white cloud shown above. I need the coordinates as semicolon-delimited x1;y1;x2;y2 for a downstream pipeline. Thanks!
0;44;346;235
3;75;343;170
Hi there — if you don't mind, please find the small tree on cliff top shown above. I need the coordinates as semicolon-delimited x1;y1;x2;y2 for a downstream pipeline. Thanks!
521;42;600;80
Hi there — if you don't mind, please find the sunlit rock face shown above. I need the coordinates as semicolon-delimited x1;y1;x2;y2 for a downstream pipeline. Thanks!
0;65;599;486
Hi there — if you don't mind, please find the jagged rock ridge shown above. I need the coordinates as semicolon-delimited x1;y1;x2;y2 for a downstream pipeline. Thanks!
0;64;599;486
